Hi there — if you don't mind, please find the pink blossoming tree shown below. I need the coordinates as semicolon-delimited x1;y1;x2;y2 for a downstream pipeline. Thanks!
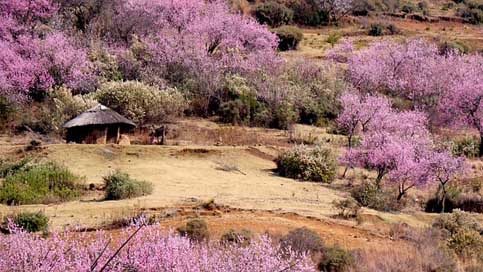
0;224;315;271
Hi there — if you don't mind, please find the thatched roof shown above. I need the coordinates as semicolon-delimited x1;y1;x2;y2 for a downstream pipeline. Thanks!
63;105;136;128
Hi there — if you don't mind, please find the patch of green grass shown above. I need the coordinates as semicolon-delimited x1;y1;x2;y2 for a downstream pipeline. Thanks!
0;162;84;205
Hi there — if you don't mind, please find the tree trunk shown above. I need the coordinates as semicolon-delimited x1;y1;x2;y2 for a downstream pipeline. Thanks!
440;183;447;213
375;169;385;190
397;189;405;201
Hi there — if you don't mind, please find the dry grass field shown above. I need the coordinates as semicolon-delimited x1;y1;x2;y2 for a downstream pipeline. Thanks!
0;120;451;235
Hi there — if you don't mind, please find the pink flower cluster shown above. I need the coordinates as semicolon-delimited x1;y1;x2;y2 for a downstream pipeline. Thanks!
0;224;315;272
0;0;95;101
336;38;483;153
112;0;280;97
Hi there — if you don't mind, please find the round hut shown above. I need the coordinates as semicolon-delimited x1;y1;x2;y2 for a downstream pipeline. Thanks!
63;105;136;144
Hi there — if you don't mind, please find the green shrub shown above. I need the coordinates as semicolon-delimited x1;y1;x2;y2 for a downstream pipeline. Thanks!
0;162;83;205
216;75;266;126
368;23;384;36
439;40;470;54
0;158;31;178
368;23;401;36
287;0;328;26
351;183;405;212
254;1;293;27
18;87;91;134
10;212;49;233
95;81;187;126
451;136;480;158
270;103;299;129
333;198;361;219
318;246;354;272
220;229;252;245
280;227;325;253
401;2;416;13
326;32;341;48
432;210;481;235
276;145;337;183
352;0;376;16
457;6;483;24
103;171;153;200
272;26;303;51
177;218;210;242
448;229;483;259
417;1;429;11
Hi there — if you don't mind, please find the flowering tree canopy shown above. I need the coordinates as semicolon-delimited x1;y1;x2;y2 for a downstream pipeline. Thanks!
336;92;392;148
338;38;483;155
0;0;95;101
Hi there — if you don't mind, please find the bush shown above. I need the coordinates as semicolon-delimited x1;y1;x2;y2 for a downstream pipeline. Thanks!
457;6;483;24
0;96;15;131
0;162;83;205
0;158;31;178
368;23;384;36
448;229;483;259
333;198;361;219
351;183;405;212
455;193;483;213
439;40;470;54
318;246;353;272
287;0;328;26
18;87;91;134
95;81;187;126
103;171;153;200
432;210;481;235
352;0;376;16
276;145;337;183
216;75;267;126
9;212;49;233
280;227;324;253
270;103;299;129
401;2;416;13
451;136;480;158
272;26;303;51
254;1;293;27
326;32;341;48
176;218;210;242
368;23;401;36
220;229;252;245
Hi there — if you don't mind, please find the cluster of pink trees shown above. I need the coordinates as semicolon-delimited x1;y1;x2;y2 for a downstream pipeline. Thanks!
0;0;280;108
100;0;280;111
0;0;95;101
0;223;315;271
335;38;483;156
338;92;466;200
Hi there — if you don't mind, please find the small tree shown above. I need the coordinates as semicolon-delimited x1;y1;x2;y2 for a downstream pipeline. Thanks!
318;0;355;25
426;151;466;213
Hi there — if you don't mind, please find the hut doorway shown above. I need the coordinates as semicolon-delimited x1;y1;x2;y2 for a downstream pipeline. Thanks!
106;126;121;143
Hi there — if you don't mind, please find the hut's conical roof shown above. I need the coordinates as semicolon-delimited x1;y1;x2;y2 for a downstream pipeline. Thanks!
63;104;136;128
